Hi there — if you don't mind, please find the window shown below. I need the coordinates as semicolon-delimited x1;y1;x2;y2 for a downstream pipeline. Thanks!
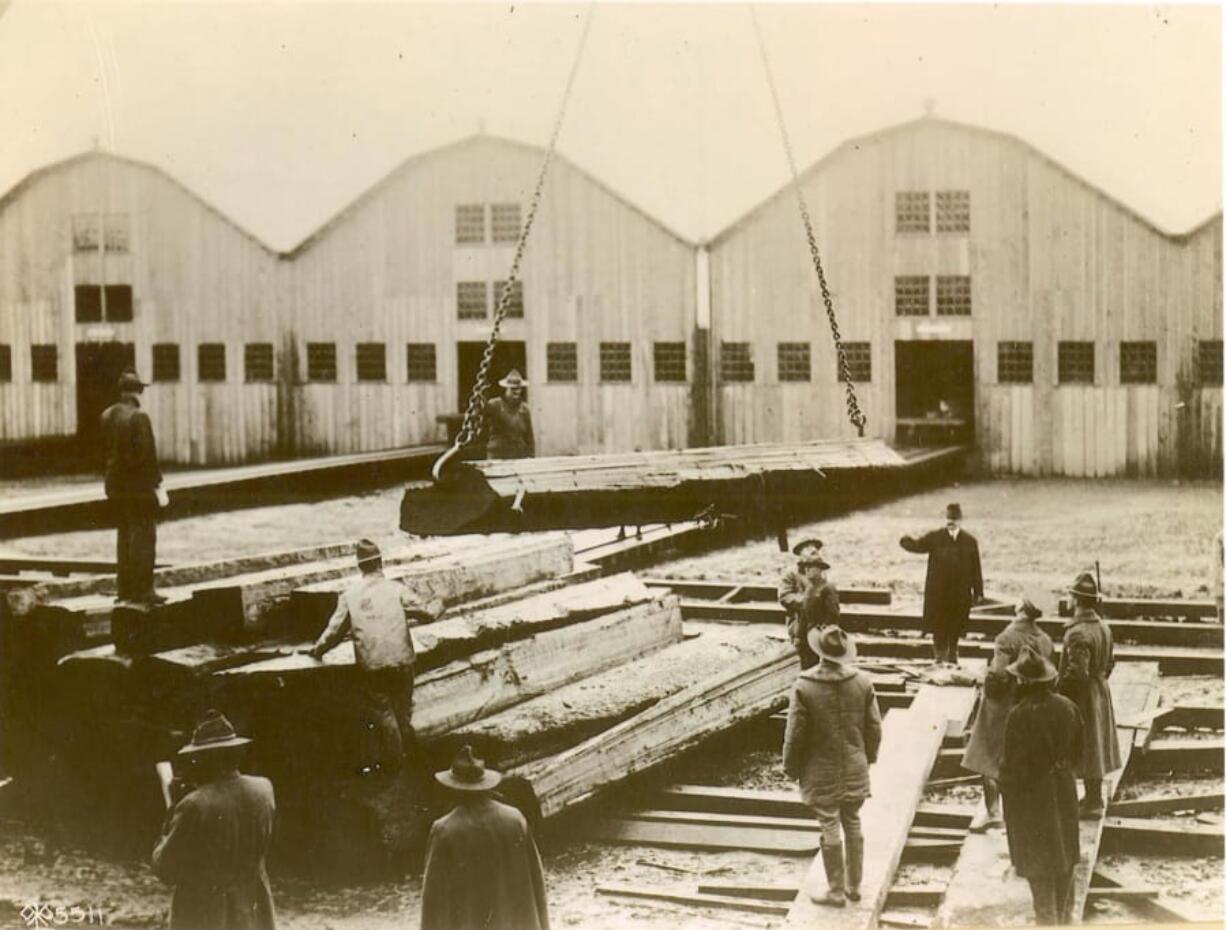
244;343;274;382
457;281;488;320
75;285;102;323
491;204;522;244
104;285;133;322
777;342;811;382
0;345;10;382
72;213;129;252
841;342;872;383
30;345;57;382
307;342;337;382
455;205;485;244
1198;339;1223;386
895;191;930;234
1058;341;1095;384
720;342;754;383
936;276;972;316
547;342;578;382
152;343;180;382
74;284;133;322
356;343;387;382
198;343;226;382
653;342;687;382
406;343;437;382
895;276;930;316
600;342;632;382
1120;341;1157;384
936;191;971;233
494;280;524;319
997;341;1033;383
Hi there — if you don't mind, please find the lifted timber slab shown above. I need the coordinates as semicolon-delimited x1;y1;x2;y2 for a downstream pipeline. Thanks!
1100;817;1225;857
591;818;819;856
1108;792;1224;817
1154;705;1225;731
1139;739;1225;774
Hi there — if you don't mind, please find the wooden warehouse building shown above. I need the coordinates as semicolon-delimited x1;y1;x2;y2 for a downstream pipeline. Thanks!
705;116;1223;477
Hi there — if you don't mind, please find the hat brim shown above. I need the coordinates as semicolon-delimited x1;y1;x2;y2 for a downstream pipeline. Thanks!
435;769;503;792
791;539;822;556
1066;586;1099;597
178;735;251;756
808;631;856;664
803;558;831;570
1006;659;1057;683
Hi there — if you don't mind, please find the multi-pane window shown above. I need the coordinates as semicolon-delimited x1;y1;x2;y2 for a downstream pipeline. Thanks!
152;343;180;382
494;280;524;318
0;345;10;381
406;343;437;382
1120;341;1157;384
653;342;687;382
307;342;337;382
74;285;102;323
895;276;930;316
457;281;488;320
895;192;930;233
547;342;578;382
1058;341;1095;384
936;276;972;316
777;342;811;382
936;191;971;233
74;285;133;323
491;204;522;244
841;342;872;383
998;341;1034;383
455;204;485;244
71;213;129;252
599;342;632;383
30;345;57;382
198;343;226;382
356;343;387;382
720;342;755;383
244;343;274;382
1198;339;1223;386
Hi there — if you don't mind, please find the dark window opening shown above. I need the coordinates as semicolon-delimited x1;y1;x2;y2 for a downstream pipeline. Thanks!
74;284;133;322
406;343;437;382
778;342;811;382
936;276;972;316
0;345;11;382
653;342;687;382
936;191;971;233
198;343;226;382
895;276;930;316
245;343;274;382
491;204;522;244
1058;341;1095;384
1120;341;1157;384
494;280;524;318
1198;339;1223;386
998;341;1034;383
356;342;387;382
841;342;872;383
457;281;488;320
896;191;930;234
547;342;578;382
307;342;337;382
455;205;485;245
600;342;632;383
720;342;754;383
152;343;180;382
31;345;58;382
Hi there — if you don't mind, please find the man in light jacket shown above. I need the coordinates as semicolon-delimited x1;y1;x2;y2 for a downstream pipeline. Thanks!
783;626;882;907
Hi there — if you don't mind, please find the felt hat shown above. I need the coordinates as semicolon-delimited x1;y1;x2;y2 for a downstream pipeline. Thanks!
354;538;382;567
498;370;528;389
800;552;831;570
117;369;146;393
1067;571;1099;600
1016;597;1043;621
435;745;503;792
1006;645;1057;683
807;625;857;664
945;502;963;521
791;538;823;557
178;709;252;756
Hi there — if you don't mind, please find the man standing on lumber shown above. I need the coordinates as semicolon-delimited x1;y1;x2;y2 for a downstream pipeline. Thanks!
152;710;277;930
783;626;882;907
1056;571;1120;818
421;745;550;930
899;502;984;666
999;647;1083;926
100;368;166;607
777;539;840;670
486;370;535;459
305;538;444;777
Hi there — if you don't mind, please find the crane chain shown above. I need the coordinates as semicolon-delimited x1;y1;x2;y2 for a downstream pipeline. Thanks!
749;6;867;437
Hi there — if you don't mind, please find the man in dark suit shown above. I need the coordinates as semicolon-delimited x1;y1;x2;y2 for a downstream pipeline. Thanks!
899;502;984;666
778;539;840;670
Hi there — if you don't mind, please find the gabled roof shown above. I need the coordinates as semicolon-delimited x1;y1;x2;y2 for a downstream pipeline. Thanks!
707;115;1222;247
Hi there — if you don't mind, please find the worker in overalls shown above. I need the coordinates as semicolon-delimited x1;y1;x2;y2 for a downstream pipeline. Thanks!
485;370;535;459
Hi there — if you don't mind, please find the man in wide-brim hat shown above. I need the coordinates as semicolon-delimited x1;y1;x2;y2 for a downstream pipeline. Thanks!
421;746;550;930
485;369;535;459
783;627;881;908
1056;570;1120;817
152;710;276;930
777;539;840;670
999;647;1084;926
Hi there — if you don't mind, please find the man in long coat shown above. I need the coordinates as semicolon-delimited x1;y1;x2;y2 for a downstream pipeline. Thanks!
152;710;276;930
783;627;882;907
899;502;984;666
1057;571;1120;817
778;539;840;670
422;745;549;930
999;647;1083;926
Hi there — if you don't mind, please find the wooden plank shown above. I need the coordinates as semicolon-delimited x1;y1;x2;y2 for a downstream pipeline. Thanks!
696;883;798;902
624;809;820;833
913;803;975;829
1084;887;1160;902
1155;705;1224;731
642;577;892;606
1058;595;1219;620
1100;817;1225;856
1092;865;1200;923
879;910;932;929
900;839;962;863
885;885;946;907
596;885;791;916
1108;792;1224;817
1140;739;1224;774
590;818;818;856
653;785;810;820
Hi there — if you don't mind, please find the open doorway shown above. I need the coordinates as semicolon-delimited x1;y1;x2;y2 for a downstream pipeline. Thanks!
453;341;527;454
76;342;136;452
894;340;974;445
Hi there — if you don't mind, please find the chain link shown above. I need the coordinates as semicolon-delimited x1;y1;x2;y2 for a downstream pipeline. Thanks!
749;7;867;437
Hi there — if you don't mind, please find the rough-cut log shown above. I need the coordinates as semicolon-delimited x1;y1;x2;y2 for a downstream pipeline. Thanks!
1108;792;1224;817
1100;817;1225;856
590;818;819;855
596;885;791;916
1140;739;1225;774
696;883;798;902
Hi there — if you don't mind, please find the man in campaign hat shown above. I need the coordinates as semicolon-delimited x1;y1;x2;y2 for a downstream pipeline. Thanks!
485;369;535;459
421;746;550;930
100;368;165;606
777;539;840;669
152;710;276;930
900;502;984;666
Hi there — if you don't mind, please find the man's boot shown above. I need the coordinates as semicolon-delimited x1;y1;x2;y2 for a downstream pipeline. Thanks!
970;778;1003;832
810;843;847;907
844;833;864;902
1079;778;1104;818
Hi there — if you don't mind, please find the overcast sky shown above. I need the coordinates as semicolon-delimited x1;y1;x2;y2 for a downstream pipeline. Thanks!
0;2;1219;250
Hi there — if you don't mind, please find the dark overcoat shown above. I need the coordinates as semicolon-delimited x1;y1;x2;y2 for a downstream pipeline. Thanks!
421;796;550;930
778;570;840;668
486;398;535;459
100;395;162;500
152;773;277;930
999;688;1083;878
1057;608;1121;778
899;529;983;635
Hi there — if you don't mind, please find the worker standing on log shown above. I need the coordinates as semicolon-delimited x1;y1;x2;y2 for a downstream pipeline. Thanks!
304;539;444;777
1056;571;1120;818
777;539;840;670
485;370;535;459
152;710;277;930
100;368;166;606
421;746;550;930
899;502;984;666
783;627;882;908
999;647;1083;926
961;596;1055;833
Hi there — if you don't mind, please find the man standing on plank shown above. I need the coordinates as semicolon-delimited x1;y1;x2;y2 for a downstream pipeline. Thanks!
778;539;840;670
